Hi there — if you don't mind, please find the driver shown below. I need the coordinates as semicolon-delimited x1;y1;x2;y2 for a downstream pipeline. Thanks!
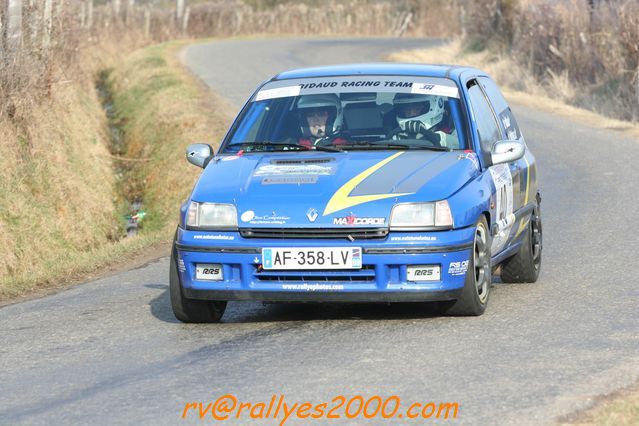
296;94;345;147
390;93;455;147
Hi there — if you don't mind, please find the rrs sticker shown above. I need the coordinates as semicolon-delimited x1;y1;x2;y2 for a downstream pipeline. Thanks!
489;164;515;253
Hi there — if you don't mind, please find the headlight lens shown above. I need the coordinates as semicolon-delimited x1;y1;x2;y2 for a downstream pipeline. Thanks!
186;202;237;229
390;201;453;230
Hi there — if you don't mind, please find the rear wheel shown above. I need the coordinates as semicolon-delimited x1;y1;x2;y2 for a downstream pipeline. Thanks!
443;215;492;316
501;203;542;283
170;240;226;323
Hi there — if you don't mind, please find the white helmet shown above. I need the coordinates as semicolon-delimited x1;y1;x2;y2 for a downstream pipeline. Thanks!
393;93;445;131
296;94;342;138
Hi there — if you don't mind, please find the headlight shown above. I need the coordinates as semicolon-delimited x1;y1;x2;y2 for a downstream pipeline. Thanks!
390;201;453;230
186;202;237;229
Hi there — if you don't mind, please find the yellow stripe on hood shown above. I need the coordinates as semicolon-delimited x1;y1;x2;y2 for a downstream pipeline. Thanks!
323;151;414;216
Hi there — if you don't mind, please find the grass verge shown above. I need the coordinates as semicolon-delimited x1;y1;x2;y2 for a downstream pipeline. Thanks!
560;383;639;426
108;40;235;239
0;40;233;302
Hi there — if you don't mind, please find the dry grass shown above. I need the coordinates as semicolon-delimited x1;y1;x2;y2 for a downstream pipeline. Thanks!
461;0;639;122
0;80;117;298
387;39;639;141
560;384;639;426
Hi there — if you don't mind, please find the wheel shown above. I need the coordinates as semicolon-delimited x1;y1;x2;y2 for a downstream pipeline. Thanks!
501;202;542;283
443;215;492;316
169;240;226;323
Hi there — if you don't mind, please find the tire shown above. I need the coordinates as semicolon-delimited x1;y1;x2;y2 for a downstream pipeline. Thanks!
442;215;492;316
500;202;542;283
169;240;226;323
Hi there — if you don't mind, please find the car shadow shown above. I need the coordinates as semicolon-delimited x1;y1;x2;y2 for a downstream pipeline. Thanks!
146;284;472;324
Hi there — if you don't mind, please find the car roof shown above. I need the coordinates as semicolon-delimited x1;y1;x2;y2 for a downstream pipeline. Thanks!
272;63;483;81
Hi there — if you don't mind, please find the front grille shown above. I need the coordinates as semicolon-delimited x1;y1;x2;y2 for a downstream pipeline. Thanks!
254;265;376;283
239;228;388;240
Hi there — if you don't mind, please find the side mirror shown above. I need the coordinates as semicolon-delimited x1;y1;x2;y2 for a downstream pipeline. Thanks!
186;143;214;168
491;140;525;165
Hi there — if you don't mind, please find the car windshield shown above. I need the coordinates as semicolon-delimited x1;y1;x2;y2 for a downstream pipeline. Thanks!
222;75;468;153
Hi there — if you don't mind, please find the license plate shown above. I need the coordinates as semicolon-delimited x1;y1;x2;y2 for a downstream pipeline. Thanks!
195;263;223;281
407;265;441;282
262;247;362;270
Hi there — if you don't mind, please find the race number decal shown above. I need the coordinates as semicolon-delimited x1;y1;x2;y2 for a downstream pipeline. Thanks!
489;164;515;253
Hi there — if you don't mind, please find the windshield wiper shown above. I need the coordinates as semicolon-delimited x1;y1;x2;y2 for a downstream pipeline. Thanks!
225;142;306;151
225;142;342;153
340;143;412;150
343;141;452;151
311;145;342;152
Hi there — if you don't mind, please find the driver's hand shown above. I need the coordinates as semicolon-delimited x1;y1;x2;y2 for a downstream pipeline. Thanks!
401;120;427;134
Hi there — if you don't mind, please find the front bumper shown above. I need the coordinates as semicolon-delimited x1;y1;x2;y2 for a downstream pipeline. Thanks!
175;227;474;303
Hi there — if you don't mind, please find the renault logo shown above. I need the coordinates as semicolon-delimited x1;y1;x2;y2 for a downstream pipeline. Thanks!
306;208;319;222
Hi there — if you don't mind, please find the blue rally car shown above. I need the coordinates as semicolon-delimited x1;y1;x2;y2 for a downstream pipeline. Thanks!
170;64;542;322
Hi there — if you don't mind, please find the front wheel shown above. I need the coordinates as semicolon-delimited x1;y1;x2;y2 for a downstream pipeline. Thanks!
169;240;226;323
500;202;542;283
442;215;492;316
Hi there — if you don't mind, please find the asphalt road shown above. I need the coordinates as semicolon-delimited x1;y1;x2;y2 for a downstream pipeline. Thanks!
1;38;638;425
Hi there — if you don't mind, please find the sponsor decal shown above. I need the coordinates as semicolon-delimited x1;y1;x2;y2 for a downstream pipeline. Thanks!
254;164;334;176
193;234;235;241
411;83;460;98
332;215;385;226
262;176;318;185
458;151;480;170
407;265;441;281
219;155;240;162
248;214;291;225
352;248;362;268
489;164;515;253
254;77;461;101
324;151;413;215
240;210;255;222
448;260;469;276
177;256;186;272
498;109;521;141
281;283;345;291
255;85;301;101
306;208;319;223
390;235;437;242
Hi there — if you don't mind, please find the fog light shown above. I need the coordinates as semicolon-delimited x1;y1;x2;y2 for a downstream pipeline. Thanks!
407;265;440;282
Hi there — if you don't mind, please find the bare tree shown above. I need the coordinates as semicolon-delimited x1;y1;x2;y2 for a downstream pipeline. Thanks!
182;5;189;33
5;0;23;51
87;0;93;29
42;0;52;48
176;0;184;20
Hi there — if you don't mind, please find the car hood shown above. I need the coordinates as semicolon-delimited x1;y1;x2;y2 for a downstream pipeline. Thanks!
191;150;480;228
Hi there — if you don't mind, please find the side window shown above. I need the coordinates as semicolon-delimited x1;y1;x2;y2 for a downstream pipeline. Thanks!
467;80;501;153
479;77;522;141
